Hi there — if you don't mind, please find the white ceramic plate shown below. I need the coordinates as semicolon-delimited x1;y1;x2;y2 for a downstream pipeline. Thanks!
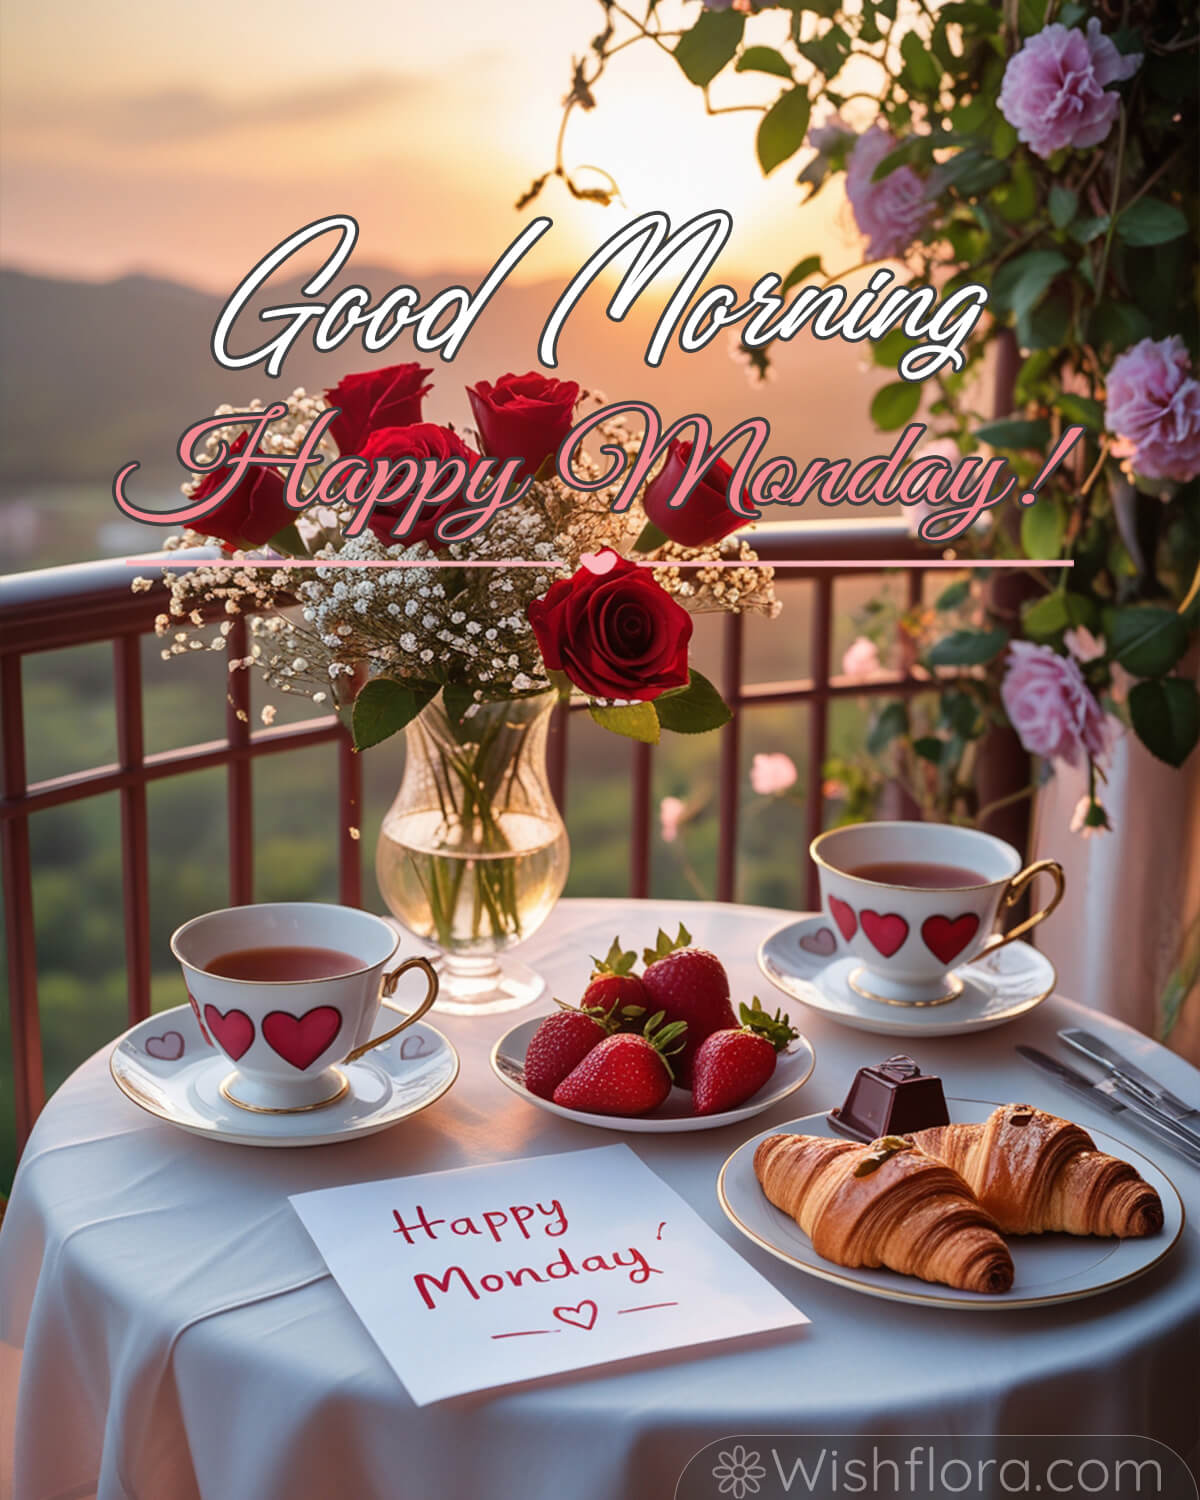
759;914;1056;1037
110;1000;459;1147
718;1097;1185;1310
490;1012;816;1134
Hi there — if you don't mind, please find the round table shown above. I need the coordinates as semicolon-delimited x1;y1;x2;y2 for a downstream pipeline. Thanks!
3;899;1198;1500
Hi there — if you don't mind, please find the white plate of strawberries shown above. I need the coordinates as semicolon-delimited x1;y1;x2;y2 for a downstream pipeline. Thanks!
489;924;816;1133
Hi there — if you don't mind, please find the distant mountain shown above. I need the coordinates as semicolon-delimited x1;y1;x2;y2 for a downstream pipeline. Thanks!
0;260;889;491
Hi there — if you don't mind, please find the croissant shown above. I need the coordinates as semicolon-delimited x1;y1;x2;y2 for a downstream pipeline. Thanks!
754;1132;1014;1294
912;1104;1163;1239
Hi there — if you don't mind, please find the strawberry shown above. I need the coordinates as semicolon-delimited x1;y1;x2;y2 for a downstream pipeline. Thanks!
691;1000;799;1116
523;1003;619;1100
552;1011;687;1116
640;924;735;1088
582;935;649;1031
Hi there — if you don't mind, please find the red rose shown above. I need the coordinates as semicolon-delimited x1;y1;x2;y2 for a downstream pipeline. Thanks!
190;434;292;548
467;371;580;471
641;439;749;548
359;423;479;548
325;363;433;454
528;551;692;701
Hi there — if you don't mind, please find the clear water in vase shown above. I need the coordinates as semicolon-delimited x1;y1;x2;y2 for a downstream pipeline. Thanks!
376;807;568;957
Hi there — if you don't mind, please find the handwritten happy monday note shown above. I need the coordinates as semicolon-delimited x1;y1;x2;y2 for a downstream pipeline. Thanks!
290;1144;807;1405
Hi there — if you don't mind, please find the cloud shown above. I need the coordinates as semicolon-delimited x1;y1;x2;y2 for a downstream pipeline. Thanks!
11;72;417;144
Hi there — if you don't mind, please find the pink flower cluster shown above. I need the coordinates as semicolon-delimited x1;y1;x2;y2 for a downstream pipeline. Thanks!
1001;642;1111;769
1105;336;1200;483
998;19;1141;160
845;125;930;262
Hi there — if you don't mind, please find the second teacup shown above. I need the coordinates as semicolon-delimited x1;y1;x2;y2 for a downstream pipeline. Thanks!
811;821;1063;1006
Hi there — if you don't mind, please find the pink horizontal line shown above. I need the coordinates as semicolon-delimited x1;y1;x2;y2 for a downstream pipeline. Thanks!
617;1301;679;1315
490;1329;559;1339
125;557;1071;571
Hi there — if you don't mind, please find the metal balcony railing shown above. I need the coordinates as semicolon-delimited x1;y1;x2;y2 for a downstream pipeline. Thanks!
1;519;932;1150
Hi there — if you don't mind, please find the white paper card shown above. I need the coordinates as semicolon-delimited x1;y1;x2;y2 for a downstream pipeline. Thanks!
290;1143;808;1405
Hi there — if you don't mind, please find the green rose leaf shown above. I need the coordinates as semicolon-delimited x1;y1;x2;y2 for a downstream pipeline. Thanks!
870;380;921;431
912;735;944;764
935;578;970;612
1110;605;1190;679
1020;496;1066;560
652;669;733;735
781;255;824;292
736;45;792;79
926;628;1009;667
990;250;1068;318
899;29;941;93
1116;199;1188;247
633;519;669;553
1021;591;1070;641
352;678;437;751
441;682;478;733
973;418;1051;450
588;701;661;745
1069;214;1109;245
1054;393;1105;431
1129;678;1200;768
867;700;909;755
757;86;811;175
1048;185;1078;229
674;9;744;87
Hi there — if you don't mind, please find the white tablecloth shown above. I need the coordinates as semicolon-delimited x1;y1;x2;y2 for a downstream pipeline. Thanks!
2;899;1198;1500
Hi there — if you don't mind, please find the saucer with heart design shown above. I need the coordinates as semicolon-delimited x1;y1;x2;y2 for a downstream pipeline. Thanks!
758;913;1056;1038
109;997;459;1146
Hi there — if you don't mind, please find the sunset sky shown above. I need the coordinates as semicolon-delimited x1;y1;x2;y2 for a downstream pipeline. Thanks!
0;0;849;290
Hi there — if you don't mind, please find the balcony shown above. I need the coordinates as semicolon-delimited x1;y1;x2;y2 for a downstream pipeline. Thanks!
1;519;1008;1171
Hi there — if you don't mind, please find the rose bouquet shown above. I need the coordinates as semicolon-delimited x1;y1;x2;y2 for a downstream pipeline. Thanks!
147;363;779;1008
538;0;1199;839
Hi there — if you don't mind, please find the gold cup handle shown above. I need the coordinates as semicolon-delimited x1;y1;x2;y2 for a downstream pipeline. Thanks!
343;956;439;1063
980;858;1065;956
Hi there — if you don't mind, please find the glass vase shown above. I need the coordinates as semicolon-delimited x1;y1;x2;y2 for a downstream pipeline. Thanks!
375;689;569;1015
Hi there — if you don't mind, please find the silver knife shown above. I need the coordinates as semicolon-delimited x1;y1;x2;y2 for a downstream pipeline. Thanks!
1017;1046;1200;1165
1059;1029;1200;1131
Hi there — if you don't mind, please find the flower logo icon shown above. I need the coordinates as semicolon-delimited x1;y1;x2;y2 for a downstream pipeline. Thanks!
711;1445;766;1498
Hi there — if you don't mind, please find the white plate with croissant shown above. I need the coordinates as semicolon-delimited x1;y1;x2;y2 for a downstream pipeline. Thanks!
718;1099;1184;1309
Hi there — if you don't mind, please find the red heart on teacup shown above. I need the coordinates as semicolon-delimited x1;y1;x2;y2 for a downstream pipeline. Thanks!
262;1006;342;1071
860;910;909;958
203;1005;254;1061
579;549;618;576
921;913;980;966
553;1300;598;1331
828;896;857;941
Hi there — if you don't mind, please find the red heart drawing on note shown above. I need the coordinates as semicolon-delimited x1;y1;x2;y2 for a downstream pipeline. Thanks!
262;1006;342;1070
553;1300;598;1331
921;913;980;965
828;896;857;941
800;927;837;958
860;910;909;958
203;1005;254;1061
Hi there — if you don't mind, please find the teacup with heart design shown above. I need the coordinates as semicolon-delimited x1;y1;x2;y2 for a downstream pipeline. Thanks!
811;821;1064;1006
171;902;438;1111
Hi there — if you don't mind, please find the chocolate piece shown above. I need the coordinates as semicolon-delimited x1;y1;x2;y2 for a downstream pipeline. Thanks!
828;1054;950;1143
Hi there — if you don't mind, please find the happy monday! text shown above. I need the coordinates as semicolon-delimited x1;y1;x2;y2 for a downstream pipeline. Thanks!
390;1196;661;1312
112;213;1083;546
